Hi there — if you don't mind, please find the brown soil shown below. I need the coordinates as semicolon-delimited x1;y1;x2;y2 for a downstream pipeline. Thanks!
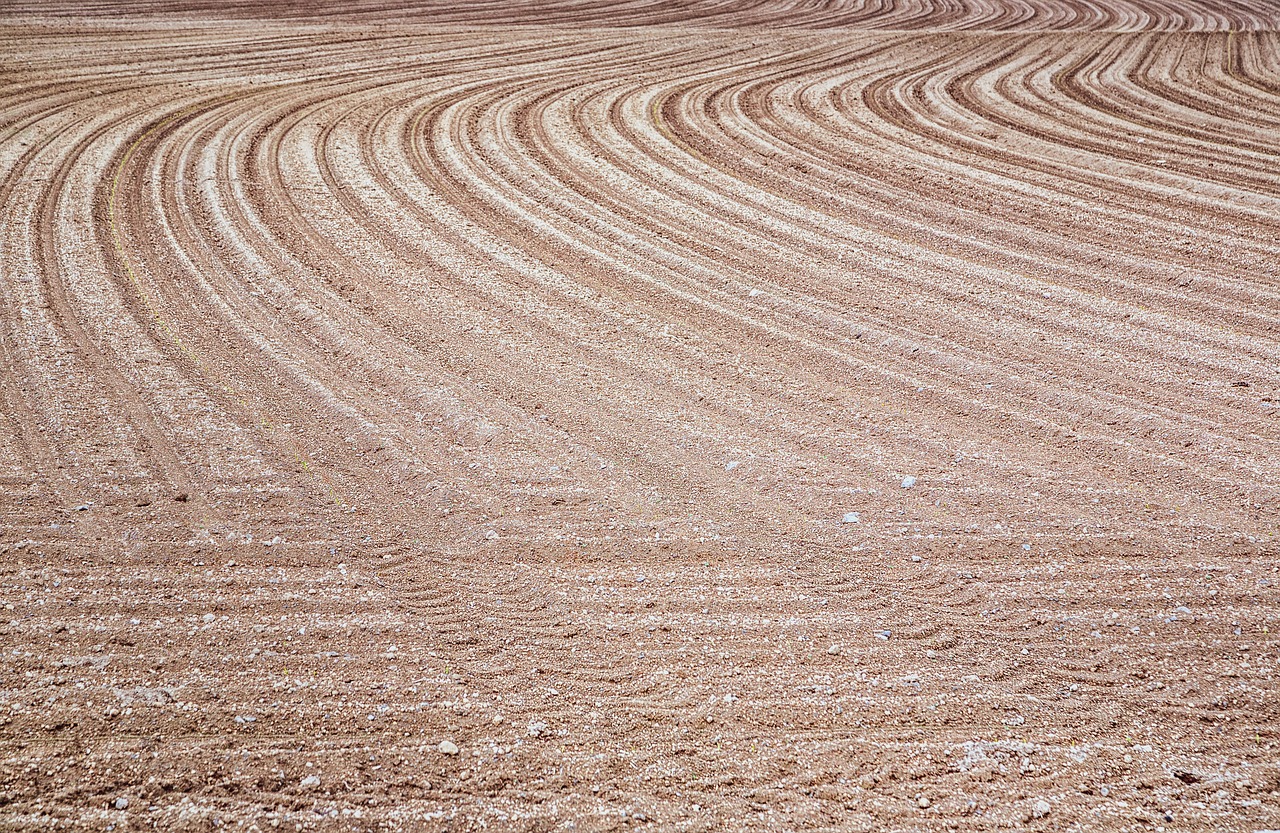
1;2;1278;831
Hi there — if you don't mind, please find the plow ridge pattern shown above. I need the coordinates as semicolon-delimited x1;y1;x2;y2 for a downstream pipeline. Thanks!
0;2;1278;830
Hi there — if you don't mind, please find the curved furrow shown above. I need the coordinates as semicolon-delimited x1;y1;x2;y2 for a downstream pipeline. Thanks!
5;13;1280;831
107;93;365;515
332;29;1280;573
755;45;1280;371
522;47;1280;539
409;55;1018;545
7;91;221;523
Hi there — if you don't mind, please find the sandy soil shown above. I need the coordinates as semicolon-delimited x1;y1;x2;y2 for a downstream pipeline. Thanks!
1;2;1278;830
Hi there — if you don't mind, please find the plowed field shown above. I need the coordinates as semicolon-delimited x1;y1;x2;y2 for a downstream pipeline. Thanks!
2;1;1279;830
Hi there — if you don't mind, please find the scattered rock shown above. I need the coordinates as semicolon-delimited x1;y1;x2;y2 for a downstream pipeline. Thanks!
911;554;922;562
901;476;916;488
299;774;321;789
917;795;930;808
484;530;499;541
114;797;129;810
113;687;175;706
842;512;860;523
1031;798;1051;818
725;461;740;471
438;740;460;756
827;644;841;655
749;288;762;297
173;492;189;502
527;720;548;738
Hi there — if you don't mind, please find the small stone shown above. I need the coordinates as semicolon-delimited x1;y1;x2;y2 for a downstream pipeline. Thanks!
749;288;762;297
438;740;460;755
827;644;841;655
173;492;189;503
917;796;930;808
74;504;91;512
842;512;861;524
484;530;499;541
1031;799;1051;818
926;649;937;659
114;797;129;810
725;461;740;471
911;555;922;562
527;720;548;738
299;774;320;789
901;476;916;488
202;613;215;623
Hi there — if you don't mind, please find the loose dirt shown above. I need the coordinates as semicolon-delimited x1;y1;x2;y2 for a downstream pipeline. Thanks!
1;2;1278;830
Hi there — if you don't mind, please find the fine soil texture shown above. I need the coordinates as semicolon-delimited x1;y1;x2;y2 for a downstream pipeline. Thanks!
1;1;1278;830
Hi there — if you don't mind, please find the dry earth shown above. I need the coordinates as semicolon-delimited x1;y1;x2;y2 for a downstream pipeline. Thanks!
1;1;1279;830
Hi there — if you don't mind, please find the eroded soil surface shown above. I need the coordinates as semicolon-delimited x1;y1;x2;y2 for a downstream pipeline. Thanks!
1;1;1278;830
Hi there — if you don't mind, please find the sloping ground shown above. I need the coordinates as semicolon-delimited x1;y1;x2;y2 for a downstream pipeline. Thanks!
1;5;1278;831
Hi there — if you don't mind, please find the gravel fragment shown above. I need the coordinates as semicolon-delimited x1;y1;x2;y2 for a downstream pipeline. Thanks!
438;740;460;755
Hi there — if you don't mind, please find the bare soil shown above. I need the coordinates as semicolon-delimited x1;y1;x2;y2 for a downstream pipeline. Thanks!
1;2;1278;830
